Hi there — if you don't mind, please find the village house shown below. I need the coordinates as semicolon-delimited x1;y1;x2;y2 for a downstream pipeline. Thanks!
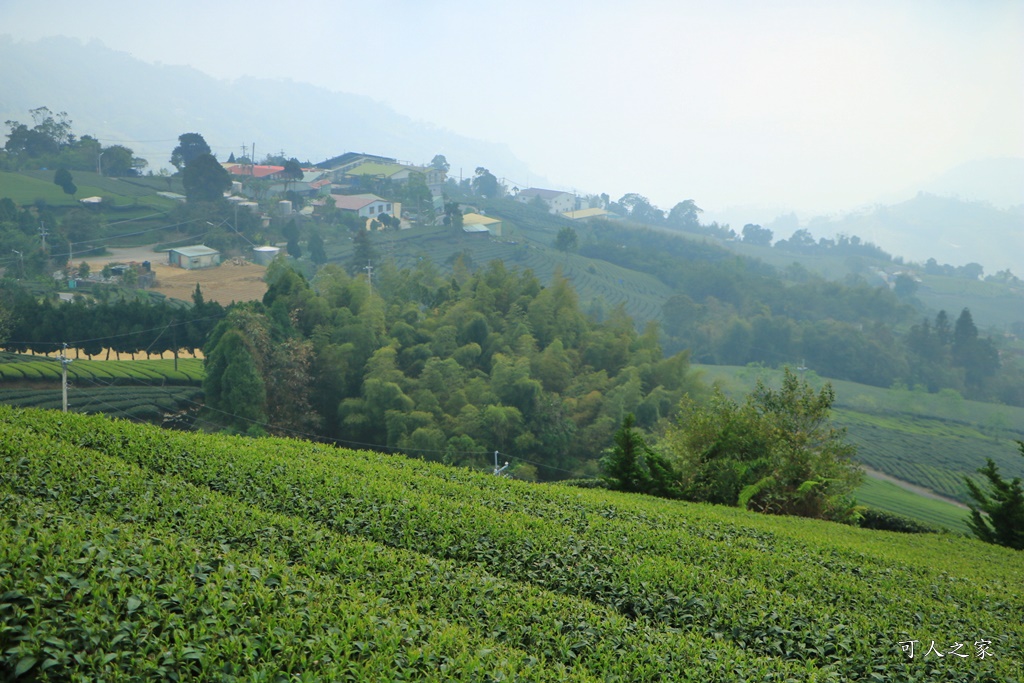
322;152;446;197
221;163;287;180
515;188;576;214
330;193;394;219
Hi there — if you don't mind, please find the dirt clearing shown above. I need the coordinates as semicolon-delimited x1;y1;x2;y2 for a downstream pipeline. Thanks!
83;247;268;305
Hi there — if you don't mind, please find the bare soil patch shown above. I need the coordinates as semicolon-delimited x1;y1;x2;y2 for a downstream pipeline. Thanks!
83;247;268;305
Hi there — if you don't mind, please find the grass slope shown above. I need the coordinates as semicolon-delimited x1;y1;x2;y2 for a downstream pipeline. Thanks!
1;406;1021;681
1;170;179;210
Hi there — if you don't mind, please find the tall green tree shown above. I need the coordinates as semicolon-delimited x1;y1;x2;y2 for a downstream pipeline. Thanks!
182;153;231;203
601;414;680;498
667;199;703;230
282;218;302;258
348;229;375;276
741;223;773;246
553;226;578;255
430;154;450;173
308;230;327;266
170;132;212;171
53;167;76;196
203;328;266;431
4;107;73;159
443;201;464;230
964;442;1024;550
617;193;663;224
281;158;304;193
472;167;500;199
100;144;140;176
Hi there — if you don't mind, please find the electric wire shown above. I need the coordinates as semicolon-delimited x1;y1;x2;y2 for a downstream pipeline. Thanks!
51;352;579;476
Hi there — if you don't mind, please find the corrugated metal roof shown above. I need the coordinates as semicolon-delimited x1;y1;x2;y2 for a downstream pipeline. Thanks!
517;187;573;200
462;212;500;225
343;162;406;177
170;245;220;257
222;163;285;179
562;208;609;220
331;193;386;210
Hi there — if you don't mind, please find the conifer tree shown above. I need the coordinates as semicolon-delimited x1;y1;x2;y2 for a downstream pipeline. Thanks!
964;442;1024;550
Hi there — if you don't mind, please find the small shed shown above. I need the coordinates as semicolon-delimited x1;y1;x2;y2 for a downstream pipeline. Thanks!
168;245;221;270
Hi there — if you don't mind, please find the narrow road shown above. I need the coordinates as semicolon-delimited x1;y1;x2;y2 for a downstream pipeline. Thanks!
862;466;969;510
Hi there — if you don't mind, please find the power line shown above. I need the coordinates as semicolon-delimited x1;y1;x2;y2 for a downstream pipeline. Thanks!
4;312;225;349
51;356;579;476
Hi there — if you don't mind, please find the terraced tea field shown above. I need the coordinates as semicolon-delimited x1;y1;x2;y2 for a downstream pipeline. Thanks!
0;355;203;385
1;406;1020;681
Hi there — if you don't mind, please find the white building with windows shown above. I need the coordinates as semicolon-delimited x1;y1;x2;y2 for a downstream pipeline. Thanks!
515;188;576;214
330;193;393;218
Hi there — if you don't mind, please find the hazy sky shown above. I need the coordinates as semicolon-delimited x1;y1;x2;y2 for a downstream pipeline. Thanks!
2;0;1021;217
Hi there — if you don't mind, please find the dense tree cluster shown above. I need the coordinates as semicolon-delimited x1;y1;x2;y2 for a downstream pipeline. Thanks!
905;308;1001;391
565;219;1019;404
772;229;892;261
0;284;223;360
661;368;862;522
600;368;862;523
2;107;146;174
201;259;703;478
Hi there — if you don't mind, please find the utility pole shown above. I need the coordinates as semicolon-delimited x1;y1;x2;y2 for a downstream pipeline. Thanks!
493;451;509;476
59;343;73;413
39;222;47;252
364;261;374;296
11;250;24;278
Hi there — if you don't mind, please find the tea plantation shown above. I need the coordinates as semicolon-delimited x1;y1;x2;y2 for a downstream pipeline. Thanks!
1;406;1021;681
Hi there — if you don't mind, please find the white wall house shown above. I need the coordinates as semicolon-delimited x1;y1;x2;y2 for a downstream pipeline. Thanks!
515;188;576;214
330;193;394;218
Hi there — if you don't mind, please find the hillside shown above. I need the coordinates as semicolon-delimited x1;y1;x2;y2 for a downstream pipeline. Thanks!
1;406;1021;681
0;36;532;182
788;193;1024;276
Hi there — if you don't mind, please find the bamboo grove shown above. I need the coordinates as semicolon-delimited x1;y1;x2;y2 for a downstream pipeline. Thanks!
200;259;704;478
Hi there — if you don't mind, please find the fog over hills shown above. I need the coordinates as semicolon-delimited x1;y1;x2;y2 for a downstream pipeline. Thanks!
0;36;534;181
768;193;1024;275
911;157;1024;210
2;35;1021;275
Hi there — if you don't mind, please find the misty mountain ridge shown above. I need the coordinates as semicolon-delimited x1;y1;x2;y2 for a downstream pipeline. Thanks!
2;36;1020;275
892;157;1024;210
767;192;1024;276
0;35;533;180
